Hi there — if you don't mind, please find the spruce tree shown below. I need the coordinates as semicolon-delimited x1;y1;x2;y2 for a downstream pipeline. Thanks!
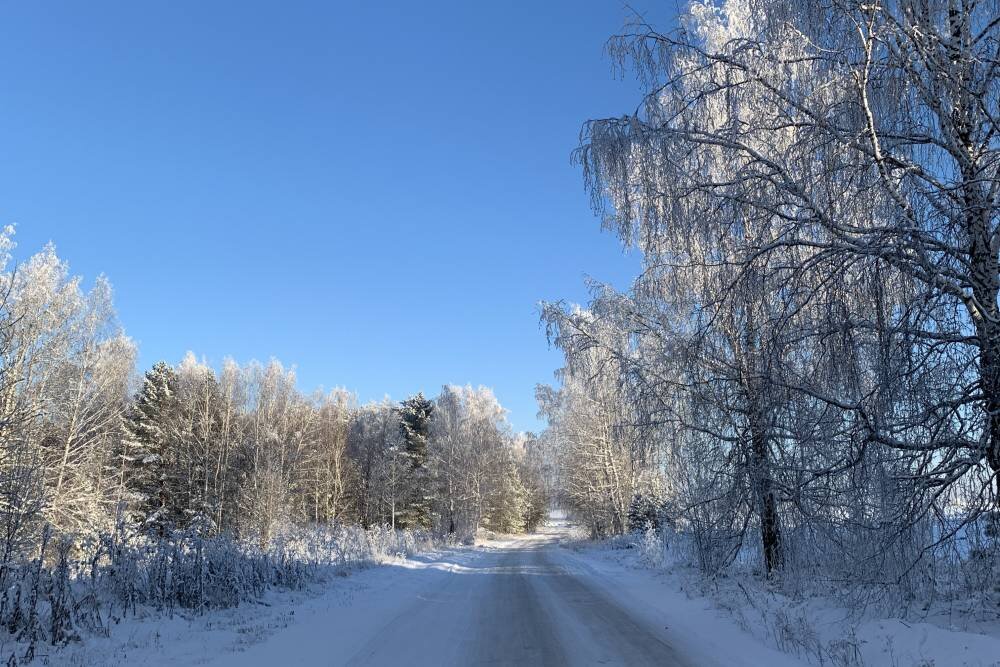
397;393;433;529
120;361;181;536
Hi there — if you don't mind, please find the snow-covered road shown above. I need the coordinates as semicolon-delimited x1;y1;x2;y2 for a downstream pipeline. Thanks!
341;530;684;665
54;519;1000;666
193;522;801;667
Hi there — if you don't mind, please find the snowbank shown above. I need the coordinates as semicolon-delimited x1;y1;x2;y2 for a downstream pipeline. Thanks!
570;531;1000;666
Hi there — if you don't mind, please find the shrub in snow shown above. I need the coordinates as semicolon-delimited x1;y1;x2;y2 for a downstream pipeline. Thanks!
633;524;689;570
0;519;432;663
637;525;666;567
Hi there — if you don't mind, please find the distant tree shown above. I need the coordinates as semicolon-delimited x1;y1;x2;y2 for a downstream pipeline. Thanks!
536;318;642;539
301;389;355;524
481;447;528;533
120;361;181;535
516;434;550;533
346;400;400;528
397;392;434;529
234;360;311;547
172;353;227;534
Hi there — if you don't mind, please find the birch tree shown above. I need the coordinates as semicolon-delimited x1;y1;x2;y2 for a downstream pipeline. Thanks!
580;0;1000;509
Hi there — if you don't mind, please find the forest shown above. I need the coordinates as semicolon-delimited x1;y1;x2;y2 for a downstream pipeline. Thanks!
0;228;547;657
0;235;547;550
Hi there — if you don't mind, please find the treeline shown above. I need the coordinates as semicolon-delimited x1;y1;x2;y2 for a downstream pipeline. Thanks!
0;228;545;564
540;0;1000;603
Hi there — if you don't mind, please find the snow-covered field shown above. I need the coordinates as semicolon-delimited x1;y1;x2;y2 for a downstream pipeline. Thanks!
32;516;1000;665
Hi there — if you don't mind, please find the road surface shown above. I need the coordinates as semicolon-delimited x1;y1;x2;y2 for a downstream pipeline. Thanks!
200;521;801;667
342;526;687;666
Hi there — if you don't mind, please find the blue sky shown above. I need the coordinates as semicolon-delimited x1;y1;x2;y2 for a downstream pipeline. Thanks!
0;1;657;432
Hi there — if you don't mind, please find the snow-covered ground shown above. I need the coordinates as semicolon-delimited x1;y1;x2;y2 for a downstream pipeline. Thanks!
43;517;789;665
38;516;1000;665
575;529;1000;667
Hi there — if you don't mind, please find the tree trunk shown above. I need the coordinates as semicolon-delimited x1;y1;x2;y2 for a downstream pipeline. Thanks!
964;162;1000;508
976;320;1000;505
750;423;781;576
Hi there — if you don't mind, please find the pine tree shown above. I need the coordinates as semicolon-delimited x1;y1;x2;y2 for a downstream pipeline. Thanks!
120;361;181;536
397;393;433;529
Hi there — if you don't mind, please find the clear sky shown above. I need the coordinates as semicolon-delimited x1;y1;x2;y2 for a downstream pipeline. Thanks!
0;1;658;432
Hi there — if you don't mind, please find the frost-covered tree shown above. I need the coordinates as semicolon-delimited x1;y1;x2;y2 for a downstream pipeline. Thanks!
347;400;403;528
301;388;355;524
121;361;181;535
234;360;313;546
397;392;434;530
0;234;135;549
169;353;231;533
426;385;541;538
538;307;651;539
0;227;45;562
580;0;1000;508
41;278;134;536
513;433;549;533
541;0;1000;589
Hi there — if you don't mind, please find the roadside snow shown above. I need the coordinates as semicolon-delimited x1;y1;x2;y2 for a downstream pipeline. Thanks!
34;518;1000;665
545;542;803;665
41;526;805;665
570;535;1000;667
42;548;452;666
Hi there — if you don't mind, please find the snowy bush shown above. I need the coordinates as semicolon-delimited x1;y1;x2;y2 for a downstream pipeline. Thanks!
0;520;432;664
637;525;666;568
